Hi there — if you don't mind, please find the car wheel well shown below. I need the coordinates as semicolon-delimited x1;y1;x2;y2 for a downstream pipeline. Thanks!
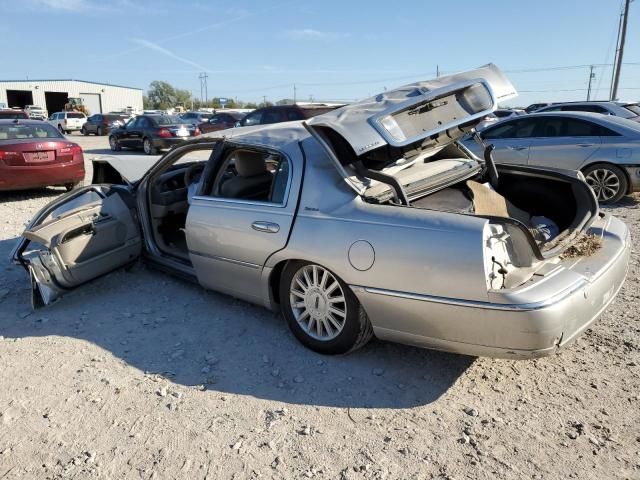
582;162;632;194
268;259;300;306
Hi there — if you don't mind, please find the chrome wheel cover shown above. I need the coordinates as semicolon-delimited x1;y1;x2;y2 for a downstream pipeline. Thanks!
585;168;620;202
109;137;117;149
289;265;347;341
143;139;151;154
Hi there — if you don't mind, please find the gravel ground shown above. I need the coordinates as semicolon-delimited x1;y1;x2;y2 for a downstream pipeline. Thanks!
0;134;639;479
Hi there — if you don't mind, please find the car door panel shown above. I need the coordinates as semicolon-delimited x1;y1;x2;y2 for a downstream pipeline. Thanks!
487;139;531;165
187;199;296;303
17;187;141;306
528;136;601;170
185;148;300;304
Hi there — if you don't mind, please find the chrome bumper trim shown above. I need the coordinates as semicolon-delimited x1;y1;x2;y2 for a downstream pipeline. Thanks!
355;278;588;312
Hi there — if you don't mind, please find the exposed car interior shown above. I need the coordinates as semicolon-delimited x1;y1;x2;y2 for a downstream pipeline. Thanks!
147;146;289;261
314;126;597;253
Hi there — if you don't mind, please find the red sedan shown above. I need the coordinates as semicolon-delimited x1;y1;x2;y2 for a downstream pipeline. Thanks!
197;111;245;134
0;120;85;191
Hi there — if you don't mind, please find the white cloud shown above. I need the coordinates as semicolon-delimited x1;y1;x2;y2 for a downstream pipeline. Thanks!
282;29;350;41
131;38;208;72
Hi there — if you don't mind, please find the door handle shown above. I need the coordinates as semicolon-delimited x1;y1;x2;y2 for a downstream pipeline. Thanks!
577;144;593;147
251;221;280;233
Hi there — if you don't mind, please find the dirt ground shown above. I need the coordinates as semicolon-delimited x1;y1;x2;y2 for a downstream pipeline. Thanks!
0;133;639;480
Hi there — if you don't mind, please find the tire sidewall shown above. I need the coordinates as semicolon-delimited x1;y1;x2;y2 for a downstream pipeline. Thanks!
279;261;366;355
584;163;627;204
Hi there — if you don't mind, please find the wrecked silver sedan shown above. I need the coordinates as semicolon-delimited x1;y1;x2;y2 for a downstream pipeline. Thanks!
12;65;630;358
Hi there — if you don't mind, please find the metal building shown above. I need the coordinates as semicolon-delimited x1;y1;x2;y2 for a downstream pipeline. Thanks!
0;79;143;116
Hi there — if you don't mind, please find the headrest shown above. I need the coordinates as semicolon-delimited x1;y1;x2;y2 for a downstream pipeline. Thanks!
233;150;267;177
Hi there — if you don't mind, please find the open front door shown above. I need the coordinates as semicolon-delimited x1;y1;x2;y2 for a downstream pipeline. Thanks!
13;186;142;308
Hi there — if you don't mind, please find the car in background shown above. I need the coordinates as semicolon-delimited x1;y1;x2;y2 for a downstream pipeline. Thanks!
180;111;214;125
536;101;640;121
475;108;525;130
108;114;201;155
237;104;341;127
0;119;85;191
81;113;130;136
48;112;87;134
0;109;29;120
24;105;47;120
198;111;245;134
461;111;640;203
525;102;554;113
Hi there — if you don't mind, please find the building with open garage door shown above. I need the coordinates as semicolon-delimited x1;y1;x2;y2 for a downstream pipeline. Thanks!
0;79;143;117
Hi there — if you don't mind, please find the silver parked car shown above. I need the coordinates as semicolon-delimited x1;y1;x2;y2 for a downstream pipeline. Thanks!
460;112;640;203
535;101;640;122
12;65;630;359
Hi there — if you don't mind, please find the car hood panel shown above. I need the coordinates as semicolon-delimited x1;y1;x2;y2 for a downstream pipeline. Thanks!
306;64;517;156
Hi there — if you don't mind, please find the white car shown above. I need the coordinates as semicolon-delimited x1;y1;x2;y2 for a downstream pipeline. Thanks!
24;105;47;120
48;112;87;134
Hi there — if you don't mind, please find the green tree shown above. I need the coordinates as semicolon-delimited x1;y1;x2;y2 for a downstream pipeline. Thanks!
146;81;193;110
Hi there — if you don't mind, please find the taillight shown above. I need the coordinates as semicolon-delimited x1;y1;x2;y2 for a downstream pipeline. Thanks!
58;145;82;155
194;128;201;136
64;118;68;124
158;128;172;138
0;150;21;162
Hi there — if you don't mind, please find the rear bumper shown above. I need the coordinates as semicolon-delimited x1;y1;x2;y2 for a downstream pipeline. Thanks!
353;214;630;359
0;160;85;190
622;165;640;192
151;137;191;149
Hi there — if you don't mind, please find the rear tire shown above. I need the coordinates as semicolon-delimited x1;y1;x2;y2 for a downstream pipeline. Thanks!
81;126;88;136
97;126;103;136
143;137;157;155
64;181;82;192
279;261;373;355
109;136;122;151
583;163;628;204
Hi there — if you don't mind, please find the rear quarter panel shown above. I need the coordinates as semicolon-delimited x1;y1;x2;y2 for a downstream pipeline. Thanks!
266;137;490;304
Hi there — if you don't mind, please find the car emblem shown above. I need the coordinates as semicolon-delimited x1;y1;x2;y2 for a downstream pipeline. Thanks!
36;143;44;150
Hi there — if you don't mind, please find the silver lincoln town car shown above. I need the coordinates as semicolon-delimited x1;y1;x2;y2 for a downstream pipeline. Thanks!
12;65;630;359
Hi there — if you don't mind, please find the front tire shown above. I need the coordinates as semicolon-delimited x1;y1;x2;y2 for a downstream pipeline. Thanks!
97;126;103;136
109;136;122;151
58;124;64;134
583;163;627;204
143;137;157;155
279;261;373;355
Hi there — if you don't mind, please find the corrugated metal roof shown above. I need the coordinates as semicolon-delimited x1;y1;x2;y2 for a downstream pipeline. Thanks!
0;79;143;90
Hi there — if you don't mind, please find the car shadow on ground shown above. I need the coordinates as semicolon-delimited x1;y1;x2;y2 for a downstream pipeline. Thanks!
600;194;640;209
0;187;66;204
0;237;474;409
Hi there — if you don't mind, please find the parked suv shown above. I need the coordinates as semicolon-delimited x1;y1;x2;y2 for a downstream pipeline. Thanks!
536;101;640;121
237;104;341;127
198;111;245;134
24;105;47;120
81;113;130;136
48;112;87;134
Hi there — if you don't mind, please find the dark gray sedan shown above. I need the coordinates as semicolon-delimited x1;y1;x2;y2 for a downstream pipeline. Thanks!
461;112;640;203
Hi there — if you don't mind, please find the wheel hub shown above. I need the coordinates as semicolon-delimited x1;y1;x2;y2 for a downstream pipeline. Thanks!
289;265;347;341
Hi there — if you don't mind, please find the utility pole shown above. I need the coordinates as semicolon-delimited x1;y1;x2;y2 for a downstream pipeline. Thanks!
198;72;209;105
262;95;267;107
586;65;596;101
293;84;297;104
436;64;440;78
611;0;631;101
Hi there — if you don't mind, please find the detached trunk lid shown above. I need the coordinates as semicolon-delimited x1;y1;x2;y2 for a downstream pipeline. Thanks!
306;64;516;156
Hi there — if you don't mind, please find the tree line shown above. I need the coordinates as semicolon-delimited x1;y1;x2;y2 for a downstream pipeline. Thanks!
142;80;280;110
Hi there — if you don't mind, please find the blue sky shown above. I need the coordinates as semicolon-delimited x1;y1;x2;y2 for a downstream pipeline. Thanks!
0;0;638;106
